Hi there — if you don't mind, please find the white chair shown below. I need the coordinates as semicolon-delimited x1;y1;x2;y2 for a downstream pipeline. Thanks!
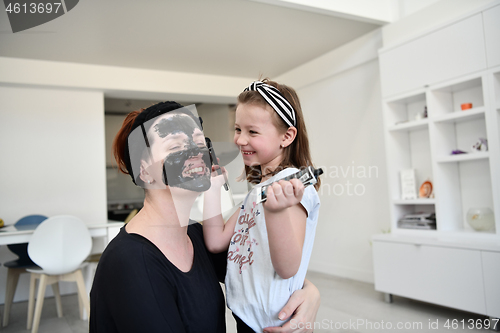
26;215;92;333
2;214;47;327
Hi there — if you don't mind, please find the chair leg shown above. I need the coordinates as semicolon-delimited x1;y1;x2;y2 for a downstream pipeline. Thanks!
31;274;48;333
51;282;63;318
82;262;96;320
77;287;84;320
74;270;90;321
84;263;94;297
27;273;37;330
3;267;24;327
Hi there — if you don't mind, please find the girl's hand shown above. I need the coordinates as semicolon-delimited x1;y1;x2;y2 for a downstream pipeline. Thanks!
264;179;305;213
263;279;320;333
208;163;228;192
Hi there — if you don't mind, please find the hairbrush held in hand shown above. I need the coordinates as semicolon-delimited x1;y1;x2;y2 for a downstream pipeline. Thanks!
256;166;323;204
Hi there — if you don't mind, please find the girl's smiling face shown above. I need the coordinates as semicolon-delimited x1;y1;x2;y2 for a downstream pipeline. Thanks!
234;103;285;172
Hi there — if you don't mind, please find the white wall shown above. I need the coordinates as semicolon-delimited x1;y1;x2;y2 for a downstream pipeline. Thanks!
383;0;499;47
302;60;390;283
0;85;107;302
277;30;390;283
397;0;441;18
0;86;107;224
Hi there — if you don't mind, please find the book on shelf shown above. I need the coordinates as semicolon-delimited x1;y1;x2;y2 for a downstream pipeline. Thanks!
398;212;436;230
397;221;436;230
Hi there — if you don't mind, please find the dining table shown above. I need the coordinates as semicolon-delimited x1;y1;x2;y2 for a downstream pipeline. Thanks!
0;220;125;323
0;220;124;246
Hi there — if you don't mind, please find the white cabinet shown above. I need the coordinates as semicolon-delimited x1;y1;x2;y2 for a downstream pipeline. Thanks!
373;239;486;314
483;5;500;68
374;2;500;322
482;251;500;318
379;14;487;98
373;236;500;318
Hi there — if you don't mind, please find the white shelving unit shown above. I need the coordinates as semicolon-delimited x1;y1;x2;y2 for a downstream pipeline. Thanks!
383;89;435;228
373;2;500;326
426;73;497;234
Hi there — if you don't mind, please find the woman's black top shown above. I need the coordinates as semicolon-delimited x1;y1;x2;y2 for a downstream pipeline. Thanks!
90;223;227;333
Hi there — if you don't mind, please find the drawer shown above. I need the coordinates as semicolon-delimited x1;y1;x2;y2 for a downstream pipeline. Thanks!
373;241;486;314
482;251;500;318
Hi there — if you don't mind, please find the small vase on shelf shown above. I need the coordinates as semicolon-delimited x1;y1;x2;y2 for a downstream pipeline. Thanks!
466;207;495;232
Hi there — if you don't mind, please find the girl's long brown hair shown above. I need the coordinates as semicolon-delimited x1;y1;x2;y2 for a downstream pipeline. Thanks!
237;78;321;190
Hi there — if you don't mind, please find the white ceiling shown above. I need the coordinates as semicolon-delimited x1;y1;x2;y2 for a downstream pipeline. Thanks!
0;0;380;78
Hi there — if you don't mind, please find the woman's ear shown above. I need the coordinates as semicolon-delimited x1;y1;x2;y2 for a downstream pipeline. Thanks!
139;160;156;186
281;126;297;148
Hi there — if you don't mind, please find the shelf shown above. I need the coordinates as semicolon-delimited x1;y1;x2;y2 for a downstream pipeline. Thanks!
436;151;489;163
388;118;429;132
433;107;485;124
429;75;484;117
393;199;435;205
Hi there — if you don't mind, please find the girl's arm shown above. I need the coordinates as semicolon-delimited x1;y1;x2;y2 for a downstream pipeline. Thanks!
263;179;306;279
202;166;240;253
263;278;320;333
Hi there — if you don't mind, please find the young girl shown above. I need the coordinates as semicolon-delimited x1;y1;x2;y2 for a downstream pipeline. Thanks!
203;79;321;333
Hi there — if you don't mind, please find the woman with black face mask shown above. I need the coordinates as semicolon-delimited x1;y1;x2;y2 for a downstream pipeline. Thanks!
89;102;320;333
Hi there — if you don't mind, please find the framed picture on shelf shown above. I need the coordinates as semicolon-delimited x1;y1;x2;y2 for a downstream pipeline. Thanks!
400;169;417;200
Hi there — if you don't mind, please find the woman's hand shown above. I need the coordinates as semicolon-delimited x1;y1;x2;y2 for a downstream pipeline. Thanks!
263;279;320;333
264;179;304;214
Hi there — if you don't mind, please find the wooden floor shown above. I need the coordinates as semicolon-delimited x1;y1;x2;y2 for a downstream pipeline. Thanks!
0;271;490;333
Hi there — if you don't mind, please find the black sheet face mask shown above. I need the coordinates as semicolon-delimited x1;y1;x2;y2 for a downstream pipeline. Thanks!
162;142;212;192
152;115;212;192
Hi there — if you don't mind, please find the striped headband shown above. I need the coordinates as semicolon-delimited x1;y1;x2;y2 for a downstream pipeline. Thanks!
244;81;296;127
